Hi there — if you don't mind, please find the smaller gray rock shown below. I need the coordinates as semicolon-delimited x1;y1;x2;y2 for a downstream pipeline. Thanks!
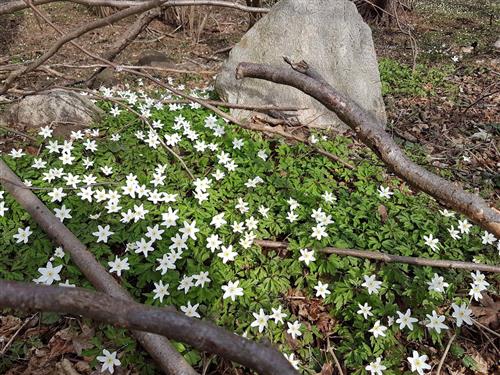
3;90;103;137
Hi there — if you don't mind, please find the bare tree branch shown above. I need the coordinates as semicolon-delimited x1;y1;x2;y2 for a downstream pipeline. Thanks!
254;240;500;273
0;0;166;94
0;0;270;16
0;280;299;375
86;7;162;87
0;159;197;375
236;60;500;237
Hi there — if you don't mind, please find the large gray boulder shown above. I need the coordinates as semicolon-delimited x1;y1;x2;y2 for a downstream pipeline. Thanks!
3;90;103;137
216;0;386;129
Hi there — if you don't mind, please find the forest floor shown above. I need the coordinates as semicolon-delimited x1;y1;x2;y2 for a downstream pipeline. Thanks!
0;0;499;374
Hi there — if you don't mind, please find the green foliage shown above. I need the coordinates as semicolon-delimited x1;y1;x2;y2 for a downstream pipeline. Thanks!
0;86;498;374
378;58;455;97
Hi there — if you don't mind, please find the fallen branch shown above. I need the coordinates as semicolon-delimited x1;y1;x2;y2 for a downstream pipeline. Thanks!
0;0;166;94
86;7;162;87
254;240;500;273
0;159;197;375
236;59;500;237
0;280;298;375
0;0;270;16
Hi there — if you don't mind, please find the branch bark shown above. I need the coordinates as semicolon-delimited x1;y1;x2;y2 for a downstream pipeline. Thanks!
86;7;162;87
0;280;298;375
0;159;197;375
0;0;270;16
254;240;500;273
236;60;500;237
0;0;166;94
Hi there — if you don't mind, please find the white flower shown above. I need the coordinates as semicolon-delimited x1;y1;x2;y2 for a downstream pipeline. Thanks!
451;303;473;327
54;205;72;222
423;234;439;252
448;226;461;240
153;280;170;303
34;261;63;285
481;231;496;245
250;309;269;333
210;212;227;229
178;276;195;294
96;349;121;374
161;207;179;228
311;224;328;240
270;306;287;324
471;271;489;289
108;257;129;277
357;303;373;320
468;283;485;301
427;273;449;293
257;150;268;160
206;234;222;253
179;220;199;241
396;309;418;331
0;201;8;217
362;275;382;295
193;271;211;288
439;209;455;217
314;281;331;299
13;226;32;244
93;225;114;243
378;186;393;199
407;351;431;375
366;357;387;375
283;353;300;370
286;210;298;222
425;310;448;333
235;198;249;213
286;321;302;339
369;320;387;338
231;221;245;234
221;280;244;301
134;238;155;257
38;126;53;138
181;301;200;318
322;191;336;203
457;219;472;234
298;248;315;266
146;224;164;242
218;245;237;263
258;205;270;218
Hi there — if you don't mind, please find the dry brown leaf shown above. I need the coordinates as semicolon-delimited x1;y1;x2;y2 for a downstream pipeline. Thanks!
471;294;500;330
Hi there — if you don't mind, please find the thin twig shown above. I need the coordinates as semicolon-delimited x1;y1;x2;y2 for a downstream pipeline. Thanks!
254;240;500;273
474;320;500;338
436;332;456;375
0;313;38;355
0;124;39;142
326;337;345;375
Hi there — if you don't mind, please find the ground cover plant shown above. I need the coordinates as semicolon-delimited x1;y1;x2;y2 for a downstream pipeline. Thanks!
0;81;498;374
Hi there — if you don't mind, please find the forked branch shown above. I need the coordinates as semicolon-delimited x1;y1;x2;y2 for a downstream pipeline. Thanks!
0;280;298;375
236;59;500;237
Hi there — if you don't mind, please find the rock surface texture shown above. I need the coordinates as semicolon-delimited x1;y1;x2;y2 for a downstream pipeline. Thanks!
3;90;103;137
216;0;387;129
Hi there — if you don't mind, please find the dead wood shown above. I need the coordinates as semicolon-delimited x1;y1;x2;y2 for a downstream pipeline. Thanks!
0;280;299;375
254;240;500;273
0;159;197;375
236;59;500;237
